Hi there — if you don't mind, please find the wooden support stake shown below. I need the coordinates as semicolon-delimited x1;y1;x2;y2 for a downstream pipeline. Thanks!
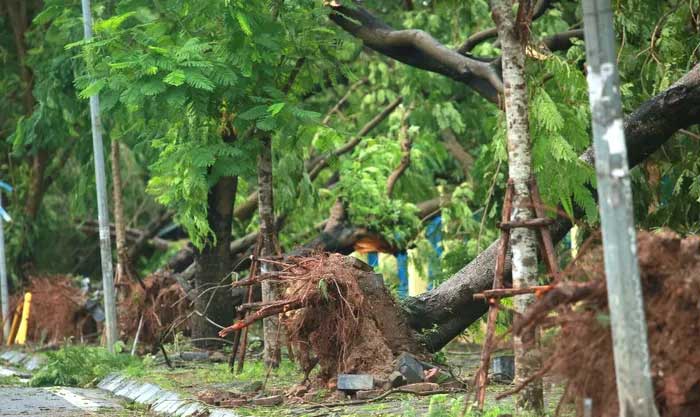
529;179;560;281
474;180;514;409
473;285;553;300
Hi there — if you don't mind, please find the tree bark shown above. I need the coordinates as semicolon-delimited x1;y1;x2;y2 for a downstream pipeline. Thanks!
258;135;281;368
111;140;133;288
192;126;238;347
491;0;543;412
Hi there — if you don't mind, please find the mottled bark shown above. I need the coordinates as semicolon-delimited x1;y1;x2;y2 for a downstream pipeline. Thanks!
491;0;543;411
111;140;133;287
258;135;281;368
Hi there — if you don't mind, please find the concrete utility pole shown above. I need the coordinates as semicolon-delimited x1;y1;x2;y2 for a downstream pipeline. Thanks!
0;184;12;341
80;0;119;353
582;1;659;416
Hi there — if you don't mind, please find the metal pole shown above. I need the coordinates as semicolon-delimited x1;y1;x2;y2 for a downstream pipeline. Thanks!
80;0;118;353
582;1;659;416
0;193;10;340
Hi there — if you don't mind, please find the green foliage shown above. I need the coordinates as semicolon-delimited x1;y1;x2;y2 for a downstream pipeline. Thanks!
30;345;142;387
1;0;699;298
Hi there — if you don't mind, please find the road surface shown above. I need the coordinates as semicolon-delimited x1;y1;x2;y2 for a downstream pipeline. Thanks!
0;364;150;417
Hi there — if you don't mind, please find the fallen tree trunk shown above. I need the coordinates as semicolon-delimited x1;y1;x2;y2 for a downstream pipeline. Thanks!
404;64;700;352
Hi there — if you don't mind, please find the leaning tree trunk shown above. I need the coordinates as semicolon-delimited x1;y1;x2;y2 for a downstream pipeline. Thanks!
258;134;282;368
192;126;239;347
491;0;543;412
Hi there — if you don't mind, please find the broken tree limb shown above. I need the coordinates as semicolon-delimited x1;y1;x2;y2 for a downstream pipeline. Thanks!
328;2;503;103
402;64;700;352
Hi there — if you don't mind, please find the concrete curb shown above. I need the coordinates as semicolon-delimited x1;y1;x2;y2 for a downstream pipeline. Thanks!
0;350;45;371
98;373;241;417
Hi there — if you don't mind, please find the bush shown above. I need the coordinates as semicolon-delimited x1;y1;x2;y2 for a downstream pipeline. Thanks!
30;345;141;387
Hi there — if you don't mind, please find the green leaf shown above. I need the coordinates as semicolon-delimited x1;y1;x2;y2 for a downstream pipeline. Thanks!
235;12;253;36
163;70;186;86
94;12;136;33
238;105;268;120
184;70;215;91
79;80;105;99
268;102;286;116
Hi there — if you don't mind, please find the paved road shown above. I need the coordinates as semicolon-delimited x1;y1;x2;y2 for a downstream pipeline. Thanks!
0;362;152;417
0;386;141;417
1;386;123;416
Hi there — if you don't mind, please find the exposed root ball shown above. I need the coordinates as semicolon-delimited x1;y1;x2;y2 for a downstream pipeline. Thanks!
230;253;424;381
118;271;190;347
10;275;94;344
519;231;700;417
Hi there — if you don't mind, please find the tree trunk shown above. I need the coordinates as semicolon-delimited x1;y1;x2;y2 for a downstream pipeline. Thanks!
191;124;239;346
490;0;544;411
258;135;281;368
111;140;133;288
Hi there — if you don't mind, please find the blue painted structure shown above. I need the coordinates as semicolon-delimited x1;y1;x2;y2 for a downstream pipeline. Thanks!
367;252;379;268
425;215;443;290
395;250;409;298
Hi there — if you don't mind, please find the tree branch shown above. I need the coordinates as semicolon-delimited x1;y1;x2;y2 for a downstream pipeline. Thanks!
234;86;398;222
439;129;474;178
458;0;553;54
307;96;403;180
541;29;584;52
328;2;503;103
386;107;414;197
404;64;700;352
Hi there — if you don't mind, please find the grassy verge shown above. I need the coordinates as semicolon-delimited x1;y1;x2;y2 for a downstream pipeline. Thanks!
29;345;143;387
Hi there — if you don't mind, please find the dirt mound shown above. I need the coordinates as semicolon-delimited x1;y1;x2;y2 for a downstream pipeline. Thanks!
221;253;424;381
518;230;700;417
118;271;190;347
10;275;95;344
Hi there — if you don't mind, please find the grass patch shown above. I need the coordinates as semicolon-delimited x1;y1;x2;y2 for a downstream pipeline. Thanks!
29;345;143;387
131;357;302;394
0;375;22;386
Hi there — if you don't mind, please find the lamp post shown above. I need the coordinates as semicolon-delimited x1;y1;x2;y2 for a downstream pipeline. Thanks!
582;1;659;415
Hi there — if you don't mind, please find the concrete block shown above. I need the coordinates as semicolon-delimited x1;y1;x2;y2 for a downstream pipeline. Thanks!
337;374;374;391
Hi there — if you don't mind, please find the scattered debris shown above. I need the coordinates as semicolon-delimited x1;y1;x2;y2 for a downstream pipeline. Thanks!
337;374;374;391
490;355;514;384
396;352;424;384
356;389;381;400
388;371;405;388
400;382;440;394
252;395;284;406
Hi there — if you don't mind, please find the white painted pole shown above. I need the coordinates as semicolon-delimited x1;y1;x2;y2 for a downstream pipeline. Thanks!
582;1;659;416
0;193;10;340
80;0;118;353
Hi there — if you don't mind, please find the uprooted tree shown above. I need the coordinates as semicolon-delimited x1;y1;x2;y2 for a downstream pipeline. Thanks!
1;0;700;356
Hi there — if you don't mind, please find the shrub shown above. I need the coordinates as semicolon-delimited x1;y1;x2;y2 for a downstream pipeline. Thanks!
30;345;141;387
